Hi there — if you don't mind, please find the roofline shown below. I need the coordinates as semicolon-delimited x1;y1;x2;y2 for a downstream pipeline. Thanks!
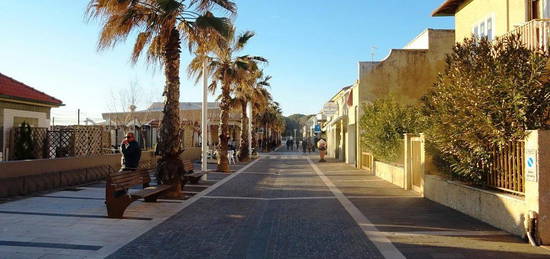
329;85;352;102
0;95;64;107
432;0;466;17
0;72;63;105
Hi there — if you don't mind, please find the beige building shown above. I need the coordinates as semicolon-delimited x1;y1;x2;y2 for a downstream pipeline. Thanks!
433;0;550;50
102;102;242;149
322;29;455;168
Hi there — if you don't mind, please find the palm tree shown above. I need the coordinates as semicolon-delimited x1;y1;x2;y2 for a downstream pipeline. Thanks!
189;29;267;172
248;73;272;155
257;101;284;151
87;0;235;190
232;70;271;161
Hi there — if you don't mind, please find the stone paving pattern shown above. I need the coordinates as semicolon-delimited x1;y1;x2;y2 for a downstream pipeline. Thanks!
1;148;550;258
109;155;383;259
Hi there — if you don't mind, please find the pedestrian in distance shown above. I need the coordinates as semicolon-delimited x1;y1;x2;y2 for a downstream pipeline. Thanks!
317;138;327;162
120;132;141;171
302;140;307;154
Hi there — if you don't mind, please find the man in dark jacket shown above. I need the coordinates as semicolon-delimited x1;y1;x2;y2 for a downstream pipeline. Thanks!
120;132;141;170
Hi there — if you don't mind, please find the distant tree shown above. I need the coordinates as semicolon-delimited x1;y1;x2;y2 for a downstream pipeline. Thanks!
14;122;35;160
423;34;550;182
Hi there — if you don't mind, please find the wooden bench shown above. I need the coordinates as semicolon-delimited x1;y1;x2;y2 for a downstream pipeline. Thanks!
181;160;205;186
105;169;173;218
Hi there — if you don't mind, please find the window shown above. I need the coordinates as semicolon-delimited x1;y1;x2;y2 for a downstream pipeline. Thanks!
487;18;493;40
472;15;495;40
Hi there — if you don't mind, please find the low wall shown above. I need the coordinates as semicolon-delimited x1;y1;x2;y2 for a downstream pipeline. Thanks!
374;161;405;188
424;175;527;237
0;148;200;198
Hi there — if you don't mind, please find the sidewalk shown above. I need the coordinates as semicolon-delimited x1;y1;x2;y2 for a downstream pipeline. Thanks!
314;157;550;258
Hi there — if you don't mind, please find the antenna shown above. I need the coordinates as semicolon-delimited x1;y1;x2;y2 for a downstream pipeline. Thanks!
371;46;378;62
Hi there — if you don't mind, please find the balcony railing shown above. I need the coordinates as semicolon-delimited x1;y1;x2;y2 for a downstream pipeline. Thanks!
506;19;550;52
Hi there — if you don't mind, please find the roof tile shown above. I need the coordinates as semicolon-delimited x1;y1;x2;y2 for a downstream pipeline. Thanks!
0;73;63;105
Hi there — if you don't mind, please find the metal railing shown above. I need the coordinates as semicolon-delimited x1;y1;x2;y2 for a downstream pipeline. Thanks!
506;19;550;52
486;141;525;195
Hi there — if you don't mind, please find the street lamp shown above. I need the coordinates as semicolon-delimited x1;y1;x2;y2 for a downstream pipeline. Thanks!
201;59;208;180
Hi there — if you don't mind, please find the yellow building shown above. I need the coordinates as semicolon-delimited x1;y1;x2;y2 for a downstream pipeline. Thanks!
433;0;550;50
322;29;455;167
323;86;353;163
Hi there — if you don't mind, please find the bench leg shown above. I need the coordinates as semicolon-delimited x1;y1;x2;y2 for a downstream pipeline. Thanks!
106;196;133;218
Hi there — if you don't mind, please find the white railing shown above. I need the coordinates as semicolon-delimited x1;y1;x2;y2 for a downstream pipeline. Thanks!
506;19;550;52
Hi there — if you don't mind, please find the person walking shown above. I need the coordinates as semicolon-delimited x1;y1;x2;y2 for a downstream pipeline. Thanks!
120;132;141;171
286;139;290;151
302;139;307;154
317;138;327;162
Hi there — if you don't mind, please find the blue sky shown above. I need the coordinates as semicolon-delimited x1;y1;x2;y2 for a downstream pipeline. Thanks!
0;0;453;124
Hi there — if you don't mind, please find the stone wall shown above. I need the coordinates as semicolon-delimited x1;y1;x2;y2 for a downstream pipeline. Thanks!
374;161;405;188
424;175;527;237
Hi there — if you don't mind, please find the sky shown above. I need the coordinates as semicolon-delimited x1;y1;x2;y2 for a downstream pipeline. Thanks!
0;0;453;124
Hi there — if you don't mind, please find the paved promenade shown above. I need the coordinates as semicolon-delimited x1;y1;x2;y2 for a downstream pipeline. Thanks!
1;147;550;258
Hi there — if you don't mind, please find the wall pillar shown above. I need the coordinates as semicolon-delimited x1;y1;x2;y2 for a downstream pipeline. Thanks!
524;130;550;244
403;134;412;190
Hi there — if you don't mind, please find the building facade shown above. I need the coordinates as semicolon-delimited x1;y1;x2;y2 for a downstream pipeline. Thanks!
433;0;550;50
322;29;455;168
102;102;242;150
0;73;63;160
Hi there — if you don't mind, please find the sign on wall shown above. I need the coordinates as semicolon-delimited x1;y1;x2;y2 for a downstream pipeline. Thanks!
314;125;321;133
323;102;338;116
525;149;538;182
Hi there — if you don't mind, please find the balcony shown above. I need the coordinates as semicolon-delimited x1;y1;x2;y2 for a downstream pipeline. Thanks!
506;19;550;52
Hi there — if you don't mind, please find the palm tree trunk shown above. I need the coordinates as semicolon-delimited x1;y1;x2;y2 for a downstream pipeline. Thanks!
238;101;249;161
217;82;231;172
156;27;183;194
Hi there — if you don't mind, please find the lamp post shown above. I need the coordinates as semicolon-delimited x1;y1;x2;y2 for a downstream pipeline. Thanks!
201;58;208;180
246;102;252;157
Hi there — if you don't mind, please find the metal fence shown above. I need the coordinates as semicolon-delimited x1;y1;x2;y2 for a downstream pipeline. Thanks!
486;141;525;195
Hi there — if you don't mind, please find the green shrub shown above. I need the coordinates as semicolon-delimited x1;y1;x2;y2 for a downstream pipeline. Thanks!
359;97;425;164
422;34;550;182
14;122;35;160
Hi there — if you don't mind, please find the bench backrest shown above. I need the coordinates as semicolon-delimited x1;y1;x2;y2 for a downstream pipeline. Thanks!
107;170;150;191
182;160;194;173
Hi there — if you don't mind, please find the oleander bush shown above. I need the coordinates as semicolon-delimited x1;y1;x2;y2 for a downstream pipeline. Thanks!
359;97;425;164
422;34;550;183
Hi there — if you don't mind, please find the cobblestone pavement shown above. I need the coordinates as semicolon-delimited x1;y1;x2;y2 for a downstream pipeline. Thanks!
107;147;550;258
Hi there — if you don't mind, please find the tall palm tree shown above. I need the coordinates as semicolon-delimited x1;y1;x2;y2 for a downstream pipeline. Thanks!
87;0;235;190
189;29;266;172
232;70;271;161
248;73;272;155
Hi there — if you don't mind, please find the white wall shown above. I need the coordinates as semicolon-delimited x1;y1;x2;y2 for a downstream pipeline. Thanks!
2;108;49;159
403;29;430;49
